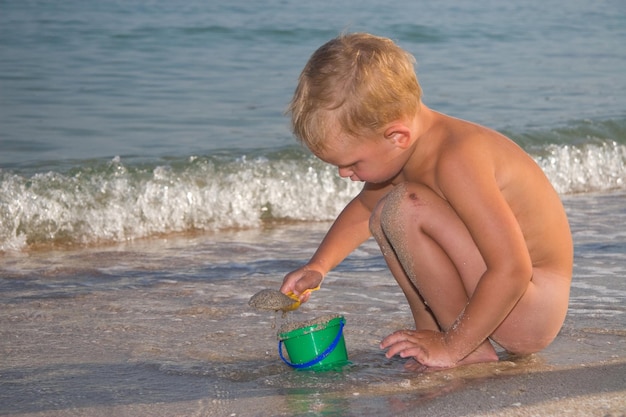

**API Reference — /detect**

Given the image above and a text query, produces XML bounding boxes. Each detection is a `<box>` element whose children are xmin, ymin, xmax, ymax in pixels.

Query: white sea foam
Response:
<box><xmin>0</xmin><ymin>154</ymin><xmax>361</xmax><ymax>250</ymax></box>
<box><xmin>536</xmin><ymin>141</ymin><xmax>626</xmax><ymax>194</ymax></box>
<box><xmin>0</xmin><ymin>140</ymin><xmax>624</xmax><ymax>251</ymax></box>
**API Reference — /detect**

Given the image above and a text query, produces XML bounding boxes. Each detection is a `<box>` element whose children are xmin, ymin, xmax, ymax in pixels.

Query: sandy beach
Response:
<box><xmin>1</xmin><ymin>276</ymin><xmax>624</xmax><ymax>417</ymax></box>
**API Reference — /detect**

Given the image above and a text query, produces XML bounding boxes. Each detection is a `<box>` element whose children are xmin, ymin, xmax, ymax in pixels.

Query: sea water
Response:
<box><xmin>1</xmin><ymin>0</ymin><xmax>625</xmax><ymax>415</ymax></box>
<box><xmin>1</xmin><ymin>0</ymin><xmax>625</xmax><ymax>250</ymax></box>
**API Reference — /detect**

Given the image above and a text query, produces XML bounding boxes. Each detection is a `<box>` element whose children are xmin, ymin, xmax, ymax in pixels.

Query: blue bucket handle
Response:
<box><xmin>278</xmin><ymin>319</ymin><xmax>345</xmax><ymax>369</ymax></box>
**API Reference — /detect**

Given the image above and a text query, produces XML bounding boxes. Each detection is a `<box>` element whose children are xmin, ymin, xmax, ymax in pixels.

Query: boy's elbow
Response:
<box><xmin>493</xmin><ymin>256</ymin><xmax>533</xmax><ymax>291</ymax></box>
<box><xmin>508</xmin><ymin>258</ymin><xmax>534</xmax><ymax>291</ymax></box>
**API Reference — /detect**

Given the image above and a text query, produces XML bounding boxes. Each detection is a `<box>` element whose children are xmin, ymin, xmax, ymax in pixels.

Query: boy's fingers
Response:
<box><xmin>380</xmin><ymin>332</ymin><xmax>399</xmax><ymax>350</ymax></box>
<box><xmin>398</xmin><ymin>347</ymin><xmax>429</xmax><ymax>363</ymax></box>
<box><xmin>383</xmin><ymin>341</ymin><xmax>428</xmax><ymax>363</ymax></box>
<box><xmin>280</xmin><ymin>270</ymin><xmax>309</xmax><ymax>294</ymax></box>
<box><xmin>385</xmin><ymin>346</ymin><xmax>430</xmax><ymax>368</ymax></box>
<box><xmin>381</xmin><ymin>332</ymin><xmax>416</xmax><ymax>352</ymax></box>
<box><xmin>383</xmin><ymin>341</ymin><xmax>411</xmax><ymax>359</ymax></box>
<box><xmin>294</xmin><ymin>281</ymin><xmax>311</xmax><ymax>294</ymax></box>
<box><xmin>380</xmin><ymin>330</ymin><xmax>417</xmax><ymax>348</ymax></box>
<box><xmin>291</xmin><ymin>273</ymin><xmax>321</xmax><ymax>294</ymax></box>
<box><xmin>380</xmin><ymin>331</ymin><xmax>432</xmax><ymax>362</ymax></box>
<box><xmin>288</xmin><ymin>289</ymin><xmax>310</xmax><ymax>302</ymax></box>
<box><xmin>381</xmin><ymin>330</ymin><xmax>452</xmax><ymax>368</ymax></box>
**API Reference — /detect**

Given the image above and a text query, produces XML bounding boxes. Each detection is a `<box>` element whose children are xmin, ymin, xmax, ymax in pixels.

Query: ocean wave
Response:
<box><xmin>536</xmin><ymin>141</ymin><xmax>625</xmax><ymax>194</ymax></box>
<box><xmin>0</xmin><ymin>152</ymin><xmax>360</xmax><ymax>251</ymax></box>
<box><xmin>513</xmin><ymin>118</ymin><xmax>626</xmax><ymax>193</ymax></box>
<box><xmin>1</xmin><ymin>137</ymin><xmax>625</xmax><ymax>251</ymax></box>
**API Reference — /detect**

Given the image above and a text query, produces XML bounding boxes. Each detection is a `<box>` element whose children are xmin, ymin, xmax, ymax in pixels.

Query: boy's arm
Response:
<box><xmin>281</xmin><ymin>182</ymin><xmax>389</xmax><ymax>299</ymax></box>
<box><xmin>433</xmin><ymin>140</ymin><xmax>533</xmax><ymax>363</ymax></box>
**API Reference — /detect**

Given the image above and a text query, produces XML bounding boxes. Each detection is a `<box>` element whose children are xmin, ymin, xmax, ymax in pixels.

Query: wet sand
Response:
<box><xmin>1</xmin><ymin>286</ymin><xmax>623</xmax><ymax>417</ymax></box>
<box><xmin>1</xmin><ymin>192</ymin><xmax>625</xmax><ymax>416</ymax></box>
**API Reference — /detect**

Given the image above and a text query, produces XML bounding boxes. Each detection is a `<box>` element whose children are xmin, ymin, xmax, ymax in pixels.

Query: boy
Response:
<box><xmin>280</xmin><ymin>33</ymin><xmax>573</xmax><ymax>369</ymax></box>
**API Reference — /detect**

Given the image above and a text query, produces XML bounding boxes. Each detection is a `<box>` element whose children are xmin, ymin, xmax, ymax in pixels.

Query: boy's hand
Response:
<box><xmin>380</xmin><ymin>329</ymin><xmax>456</xmax><ymax>369</ymax></box>
<box><xmin>280</xmin><ymin>266</ymin><xmax>324</xmax><ymax>303</ymax></box>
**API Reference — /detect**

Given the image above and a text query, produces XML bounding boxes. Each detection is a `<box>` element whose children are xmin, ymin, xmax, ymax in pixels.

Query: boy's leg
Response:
<box><xmin>371</xmin><ymin>182</ymin><xmax>498</xmax><ymax>364</ymax></box>
<box><xmin>372</xmin><ymin>182</ymin><xmax>488</xmax><ymax>330</ymax></box>
<box><xmin>369</xmin><ymin>205</ymin><xmax>439</xmax><ymax>332</ymax></box>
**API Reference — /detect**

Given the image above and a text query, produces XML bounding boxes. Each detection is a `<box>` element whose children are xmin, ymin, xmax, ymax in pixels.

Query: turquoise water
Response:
<box><xmin>2</xmin><ymin>0</ymin><xmax>624</xmax><ymax>163</ymax></box>
<box><xmin>1</xmin><ymin>0</ymin><xmax>625</xmax><ymax>249</ymax></box>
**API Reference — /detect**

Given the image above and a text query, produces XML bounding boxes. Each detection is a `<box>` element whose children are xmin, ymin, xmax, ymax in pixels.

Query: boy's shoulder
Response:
<box><xmin>433</xmin><ymin>114</ymin><xmax>508</xmax><ymax>154</ymax></box>
<box><xmin>429</xmin><ymin>115</ymin><xmax>487</xmax><ymax>155</ymax></box>
<box><xmin>425</xmin><ymin>116</ymin><xmax>508</xmax><ymax>178</ymax></box>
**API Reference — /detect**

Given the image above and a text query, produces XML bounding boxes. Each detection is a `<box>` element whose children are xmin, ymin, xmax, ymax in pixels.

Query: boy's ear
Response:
<box><xmin>383</xmin><ymin>121</ymin><xmax>412</xmax><ymax>149</ymax></box>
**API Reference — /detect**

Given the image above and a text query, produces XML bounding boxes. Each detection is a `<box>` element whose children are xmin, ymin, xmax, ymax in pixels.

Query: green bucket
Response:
<box><xmin>278</xmin><ymin>316</ymin><xmax>348</xmax><ymax>370</ymax></box>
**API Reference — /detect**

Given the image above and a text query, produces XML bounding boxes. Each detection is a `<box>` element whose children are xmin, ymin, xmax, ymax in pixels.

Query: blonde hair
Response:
<box><xmin>288</xmin><ymin>33</ymin><xmax>422</xmax><ymax>153</ymax></box>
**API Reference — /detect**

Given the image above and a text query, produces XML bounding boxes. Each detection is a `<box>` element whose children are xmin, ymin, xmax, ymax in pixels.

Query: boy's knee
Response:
<box><xmin>379</xmin><ymin>183</ymin><xmax>431</xmax><ymax>231</ymax></box>
<box><xmin>369</xmin><ymin>183</ymin><xmax>410</xmax><ymax>235</ymax></box>
<box><xmin>370</xmin><ymin>183</ymin><xmax>438</xmax><ymax>238</ymax></box>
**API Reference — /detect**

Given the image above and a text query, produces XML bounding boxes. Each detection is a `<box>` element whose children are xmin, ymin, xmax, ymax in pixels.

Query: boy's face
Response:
<box><xmin>314</xmin><ymin>129</ymin><xmax>408</xmax><ymax>184</ymax></box>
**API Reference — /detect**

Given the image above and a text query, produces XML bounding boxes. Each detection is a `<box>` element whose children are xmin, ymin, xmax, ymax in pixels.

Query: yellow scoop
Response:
<box><xmin>282</xmin><ymin>286</ymin><xmax>320</xmax><ymax>311</ymax></box>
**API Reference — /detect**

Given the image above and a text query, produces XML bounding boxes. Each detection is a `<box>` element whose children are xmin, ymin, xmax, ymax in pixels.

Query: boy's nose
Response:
<box><xmin>338</xmin><ymin>167</ymin><xmax>353</xmax><ymax>178</ymax></box>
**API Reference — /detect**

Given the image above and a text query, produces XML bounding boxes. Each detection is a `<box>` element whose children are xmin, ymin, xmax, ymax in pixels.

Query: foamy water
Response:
<box><xmin>2</xmin><ymin>133</ymin><xmax>625</xmax><ymax>252</ymax></box>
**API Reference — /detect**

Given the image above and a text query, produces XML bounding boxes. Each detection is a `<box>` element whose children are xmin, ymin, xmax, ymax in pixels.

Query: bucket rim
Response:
<box><xmin>278</xmin><ymin>315</ymin><xmax>345</xmax><ymax>340</ymax></box>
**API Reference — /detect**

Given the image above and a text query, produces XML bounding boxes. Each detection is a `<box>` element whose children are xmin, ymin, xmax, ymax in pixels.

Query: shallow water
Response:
<box><xmin>1</xmin><ymin>191</ymin><xmax>624</xmax><ymax>416</ymax></box>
